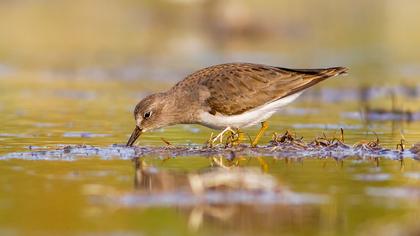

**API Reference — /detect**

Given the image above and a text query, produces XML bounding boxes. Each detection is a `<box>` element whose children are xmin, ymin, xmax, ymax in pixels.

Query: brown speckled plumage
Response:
<box><xmin>126</xmin><ymin>62</ymin><xmax>348</xmax><ymax>146</ymax></box>
<box><xmin>172</xmin><ymin>63</ymin><xmax>347</xmax><ymax>115</ymax></box>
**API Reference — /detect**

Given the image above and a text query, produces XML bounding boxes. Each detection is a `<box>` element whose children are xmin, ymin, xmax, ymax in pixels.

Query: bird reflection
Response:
<box><xmin>131</xmin><ymin>156</ymin><xmax>327</xmax><ymax>232</ymax></box>
<box><xmin>133</xmin><ymin>157</ymin><xmax>185</xmax><ymax>192</ymax></box>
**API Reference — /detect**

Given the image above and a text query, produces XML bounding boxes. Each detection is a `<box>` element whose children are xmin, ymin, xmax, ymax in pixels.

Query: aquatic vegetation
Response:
<box><xmin>1</xmin><ymin>129</ymin><xmax>419</xmax><ymax>161</ymax></box>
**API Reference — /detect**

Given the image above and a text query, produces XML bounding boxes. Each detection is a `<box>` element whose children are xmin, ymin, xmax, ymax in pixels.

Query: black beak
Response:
<box><xmin>126</xmin><ymin>126</ymin><xmax>143</xmax><ymax>146</ymax></box>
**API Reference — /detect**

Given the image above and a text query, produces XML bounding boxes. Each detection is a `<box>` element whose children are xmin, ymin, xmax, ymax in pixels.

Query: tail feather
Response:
<box><xmin>277</xmin><ymin>66</ymin><xmax>348</xmax><ymax>77</ymax></box>
<box><xmin>320</xmin><ymin>67</ymin><xmax>348</xmax><ymax>77</ymax></box>
<box><xmin>279</xmin><ymin>66</ymin><xmax>348</xmax><ymax>97</ymax></box>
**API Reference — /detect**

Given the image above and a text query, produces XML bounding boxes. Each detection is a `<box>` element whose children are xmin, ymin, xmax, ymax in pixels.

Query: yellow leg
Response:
<box><xmin>251</xmin><ymin>121</ymin><xmax>269</xmax><ymax>147</ymax></box>
<box><xmin>226</xmin><ymin>128</ymin><xmax>244</xmax><ymax>147</ymax></box>
<box><xmin>212</xmin><ymin>126</ymin><xmax>235</xmax><ymax>145</ymax></box>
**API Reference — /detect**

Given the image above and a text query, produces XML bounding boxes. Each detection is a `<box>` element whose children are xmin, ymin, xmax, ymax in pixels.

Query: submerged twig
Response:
<box><xmin>396</xmin><ymin>133</ymin><xmax>406</xmax><ymax>152</ymax></box>
<box><xmin>161</xmin><ymin>137</ymin><xmax>172</xmax><ymax>146</ymax></box>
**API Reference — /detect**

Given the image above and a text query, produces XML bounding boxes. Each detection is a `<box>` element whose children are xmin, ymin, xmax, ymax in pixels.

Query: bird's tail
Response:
<box><xmin>278</xmin><ymin>66</ymin><xmax>349</xmax><ymax>77</ymax></box>
<box><xmin>278</xmin><ymin>66</ymin><xmax>349</xmax><ymax>97</ymax></box>
<box><xmin>318</xmin><ymin>66</ymin><xmax>349</xmax><ymax>77</ymax></box>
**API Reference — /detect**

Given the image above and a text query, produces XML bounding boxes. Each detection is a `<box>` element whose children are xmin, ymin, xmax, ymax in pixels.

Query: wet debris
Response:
<box><xmin>270</xmin><ymin>130</ymin><xmax>307</xmax><ymax>150</ymax></box>
<box><xmin>1</xmin><ymin>130</ymin><xmax>419</xmax><ymax>160</ymax></box>
<box><xmin>268</xmin><ymin>129</ymin><xmax>406</xmax><ymax>159</ymax></box>
<box><xmin>0</xmin><ymin>144</ymin><xmax>139</xmax><ymax>160</ymax></box>
<box><xmin>353</xmin><ymin>136</ymin><xmax>383</xmax><ymax>153</ymax></box>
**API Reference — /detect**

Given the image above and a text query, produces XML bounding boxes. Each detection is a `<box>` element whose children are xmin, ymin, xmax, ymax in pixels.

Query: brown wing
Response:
<box><xmin>191</xmin><ymin>63</ymin><xmax>347</xmax><ymax>115</ymax></box>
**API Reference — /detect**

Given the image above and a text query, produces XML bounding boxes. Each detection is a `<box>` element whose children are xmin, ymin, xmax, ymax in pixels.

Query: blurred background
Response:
<box><xmin>1</xmin><ymin>1</ymin><xmax>420</xmax><ymax>235</ymax></box>
<box><xmin>1</xmin><ymin>0</ymin><xmax>420</xmax><ymax>149</ymax></box>
<box><xmin>1</xmin><ymin>0</ymin><xmax>420</xmax><ymax>79</ymax></box>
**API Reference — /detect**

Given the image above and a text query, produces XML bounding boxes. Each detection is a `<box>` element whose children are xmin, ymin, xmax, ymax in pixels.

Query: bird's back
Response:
<box><xmin>173</xmin><ymin>63</ymin><xmax>347</xmax><ymax>115</ymax></box>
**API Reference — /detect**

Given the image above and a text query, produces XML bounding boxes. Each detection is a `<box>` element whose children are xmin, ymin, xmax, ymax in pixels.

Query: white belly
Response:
<box><xmin>199</xmin><ymin>92</ymin><xmax>302</xmax><ymax>129</ymax></box>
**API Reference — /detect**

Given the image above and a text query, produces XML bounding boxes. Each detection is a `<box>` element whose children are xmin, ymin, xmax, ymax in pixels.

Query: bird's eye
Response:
<box><xmin>143</xmin><ymin>111</ymin><xmax>152</xmax><ymax>119</ymax></box>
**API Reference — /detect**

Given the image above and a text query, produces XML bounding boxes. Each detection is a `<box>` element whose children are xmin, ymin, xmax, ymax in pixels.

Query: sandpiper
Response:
<box><xmin>127</xmin><ymin>63</ymin><xmax>348</xmax><ymax>146</ymax></box>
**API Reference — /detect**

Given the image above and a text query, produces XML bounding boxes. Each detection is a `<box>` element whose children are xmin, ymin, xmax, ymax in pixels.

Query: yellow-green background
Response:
<box><xmin>0</xmin><ymin>1</ymin><xmax>419</xmax><ymax>235</ymax></box>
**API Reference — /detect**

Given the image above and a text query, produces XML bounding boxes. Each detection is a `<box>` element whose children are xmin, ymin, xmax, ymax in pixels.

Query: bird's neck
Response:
<box><xmin>160</xmin><ymin>90</ymin><xmax>199</xmax><ymax>125</ymax></box>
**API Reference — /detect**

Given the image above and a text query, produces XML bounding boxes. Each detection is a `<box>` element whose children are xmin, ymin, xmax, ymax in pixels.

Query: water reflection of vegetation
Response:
<box><xmin>132</xmin><ymin>157</ymin><xmax>327</xmax><ymax>233</ymax></box>
<box><xmin>127</xmin><ymin>154</ymin><xmax>419</xmax><ymax>235</ymax></box>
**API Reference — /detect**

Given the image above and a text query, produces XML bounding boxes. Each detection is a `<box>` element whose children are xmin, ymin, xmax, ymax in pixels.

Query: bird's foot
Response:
<box><xmin>225</xmin><ymin>129</ymin><xmax>245</xmax><ymax>147</ymax></box>
<box><xmin>212</xmin><ymin>126</ymin><xmax>234</xmax><ymax>146</ymax></box>
<box><xmin>251</xmin><ymin>121</ymin><xmax>269</xmax><ymax>147</ymax></box>
<box><xmin>207</xmin><ymin>127</ymin><xmax>240</xmax><ymax>148</ymax></box>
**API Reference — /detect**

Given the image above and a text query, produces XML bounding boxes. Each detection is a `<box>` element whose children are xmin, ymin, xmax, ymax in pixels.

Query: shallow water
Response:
<box><xmin>1</xmin><ymin>72</ymin><xmax>419</xmax><ymax>236</ymax></box>
<box><xmin>1</xmin><ymin>1</ymin><xmax>420</xmax><ymax>235</ymax></box>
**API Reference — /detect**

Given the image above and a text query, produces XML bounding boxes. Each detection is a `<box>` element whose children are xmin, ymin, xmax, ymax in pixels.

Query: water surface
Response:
<box><xmin>1</xmin><ymin>1</ymin><xmax>420</xmax><ymax>235</ymax></box>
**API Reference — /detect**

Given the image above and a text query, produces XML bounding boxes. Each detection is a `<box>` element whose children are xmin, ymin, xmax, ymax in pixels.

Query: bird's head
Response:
<box><xmin>126</xmin><ymin>93</ymin><xmax>167</xmax><ymax>146</ymax></box>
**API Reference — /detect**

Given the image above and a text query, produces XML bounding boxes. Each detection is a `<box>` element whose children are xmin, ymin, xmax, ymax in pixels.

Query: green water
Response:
<box><xmin>1</xmin><ymin>1</ymin><xmax>420</xmax><ymax>235</ymax></box>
